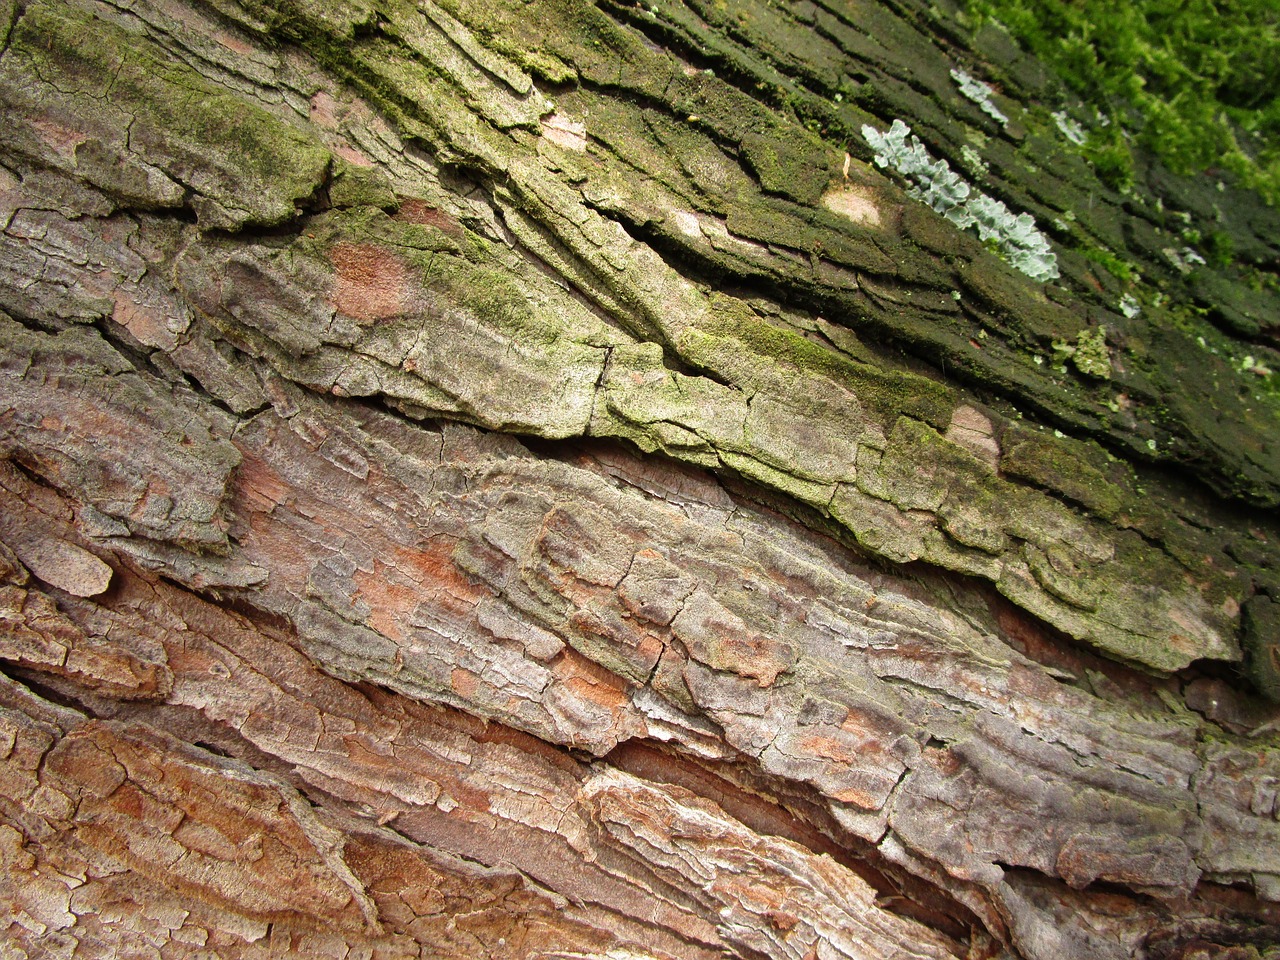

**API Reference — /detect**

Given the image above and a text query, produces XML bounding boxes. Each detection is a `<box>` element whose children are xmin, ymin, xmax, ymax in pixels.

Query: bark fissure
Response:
<box><xmin>1</xmin><ymin>0</ymin><xmax>1279</xmax><ymax>956</ymax></box>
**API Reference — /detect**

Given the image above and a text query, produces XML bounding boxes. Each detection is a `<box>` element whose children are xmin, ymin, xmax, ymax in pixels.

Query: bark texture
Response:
<box><xmin>1</xmin><ymin>0</ymin><xmax>1279</xmax><ymax>957</ymax></box>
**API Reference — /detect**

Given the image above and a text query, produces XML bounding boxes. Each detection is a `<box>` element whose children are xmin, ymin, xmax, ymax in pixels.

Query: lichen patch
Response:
<box><xmin>822</xmin><ymin>186</ymin><xmax>882</xmax><ymax>227</ymax></box>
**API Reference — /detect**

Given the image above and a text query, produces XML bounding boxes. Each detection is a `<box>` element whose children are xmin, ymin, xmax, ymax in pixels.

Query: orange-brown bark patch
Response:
<box><xmin>44</xmin><ymin>721</ymin><xmax>375</xmax><ymax>930</ymax></box>
<box><xmin>329</xmin><ymin>243</ymin><xmax>409</xmax><ymax>324</ymax></box>
<box><xmin>231</xmin><ymin>450</ymin><xmax>292</xmax><ymax>512</ymax></box>
<box><xmin>355</xmin><ymin>564</ymin><xmax>420</xmax><ymax>644</ymax></box>
<box><xmin>335</xmin><ymin>146</ymin><xmax>375</xmax><ymax>168</ymax></box>
<box><xmin>392</xmin><ymin>542</ymin><xmax>486</xmax><ymax>610</ymax></box>
<box><xmin>450</xmin><ymin>667</ymin><xmax>480</xmax><ymax>700</ymax></box>
<box><xmin>553</xmin><ymin>648</ymin><xmax>630</xmax><ymax>710</ymax></box>
<box><xmin>112</xmin><ymin>291</ymin><xmax>177</xmax><ymax>351</ymax></box>
<box><xmin>394</xmin><ymin>199</ymin><xmax>463</xmax><ymax>236</ymax></box>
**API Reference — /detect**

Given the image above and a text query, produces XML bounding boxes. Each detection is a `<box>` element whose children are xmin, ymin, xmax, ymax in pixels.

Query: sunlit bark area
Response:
<box><xmin>1</xmin><ymin>0</ymin><xmax>1278</xmax><ymax>957</ymax></box>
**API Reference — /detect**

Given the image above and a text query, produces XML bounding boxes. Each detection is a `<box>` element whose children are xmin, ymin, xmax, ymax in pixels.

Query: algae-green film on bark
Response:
<box><xmin>0</xmin><ymin>0</ymin><xmax>1278</xmax><ymax>958</ymax></box>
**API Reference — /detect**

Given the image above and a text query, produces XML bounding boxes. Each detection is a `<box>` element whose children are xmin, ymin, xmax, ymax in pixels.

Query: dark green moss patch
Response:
<box><xmin>329</xmin><ymin>161</ymin><xmax>399</xmax><ymax>211</ymax></box>
<box><xmin>5</xmin><ymin>2</ymin><xmax>331</xmax><ymax>229</ymax></box>
<box><xmin>693</xmin><ymin>296</ymin><xmax>955</xmax><ymax>431</ymax></box>
<box><xmin>738</xmin><ymin>130</ymin><xmax>830</xmax><ymax>205</ymax></box>
<box><xmin>1241</xmin><ymin>595</ymin><xmax>1280</xmax><ymax>702</ymax></box>
<box><xmin>966</xmin><ymin>0</ymin><xmax>1280</xmax><ymax>205</ymax></box>
<box><xmin>1000</xmin><ymin>431</ymin><xmax>1125</xmax><ymax>519</ymax></box>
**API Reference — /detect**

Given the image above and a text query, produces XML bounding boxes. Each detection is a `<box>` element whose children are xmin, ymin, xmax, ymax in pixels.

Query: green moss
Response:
<box><xmin>0</xmin><ymin>0</ymin><xmax>16</xmax><ymax>50</ymax></box>
<box><xmin>1050</xmin><ymin>327</ymin><xmax>1111</xmax><ymax>379</ymax></box>
<box><xmin>1000</xmin><ymin>432</ymin><xmax>1125</xmax><ymax>519</ymax></box>
<box><xmin>1241</xmin><ymin>595</ymin><xmax>1280</xmax><ymax>702</ymax></box>
<box><xmin>11</xmin><ymin>2</ymin><xmax>331</xmax><ymax>228</ymax></box>
<box><xmin>738</xmin><ymin>130</ymin><xmax>831</xmax><ymax>205</ymax></box>
<box><xmin>1203</xmin><ymin>229</ymin><xmax>1236</xmax><ymax>269</ymax></box>
<box><xmin>938</xmin><ymin>479</ymin><xmax>1010</xmax><ymax>555</ymax></box>
<box><xmin>967</xmin><ymin>0</ymin><xmax>1280</xmax><ymax>204</ymax></box>
<box><xmin>1080</xmin><ymin>245</ymin><xmax>1140</xmax><ymax>284</ymax></box>
<box><xmin>298</xmin><ymin>207</ymin><xmax>462</xmax><ymax>258</ymax></box>
<box><xmin>719</xmin><ymin>451</ymin><xmax>838</xmax><ymax>508</ymax></box>
<box><xmin>328</xmin><ymin>161</ymin><xmax>399</xmax><ymax>211</ymax></box>
<box><xmin>206</xmin><ymin>0</ymin><xmax>375</xmax><ymax>41</ymax></box>
<box><xmin>861</xmin><ymin>416</ymin><xmax>980</xmax><ymax>512</ymax></box>
<box><xmin>1080</xmin><ymin>127</ymin><xmax>1135</xmax><ymax>194</ymax></box>
<box><xmin>691</xmin><ymin>296</ymin><xmax>955</xmax><ymax>430</ymax></box>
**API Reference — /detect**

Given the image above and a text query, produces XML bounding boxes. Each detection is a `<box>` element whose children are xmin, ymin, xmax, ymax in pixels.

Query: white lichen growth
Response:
<box><xmin>862</xmin><ymin>120</ymin><xmax>1059</xmax><ymax>282</ymax></box>
<box><xmin>1162</xmin><ymin>246</ymin><xmax>1207</xmax><ymax>274</ymax></box>
<box><xmin>951</xmin><ymin>69</ymin><xmax>1008</xmax><ymax>126</ymax></box>
<box><xmin>1051</xmin><ymin>110</ymin><xmax>1087</xmax><ymax>146</ymax></box>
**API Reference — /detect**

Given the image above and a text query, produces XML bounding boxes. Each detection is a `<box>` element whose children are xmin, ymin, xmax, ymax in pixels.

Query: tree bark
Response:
<box><xmin>0</xmin><ymin>0</ymin><xmax>1278</xmax><ymax>957</ymax></box>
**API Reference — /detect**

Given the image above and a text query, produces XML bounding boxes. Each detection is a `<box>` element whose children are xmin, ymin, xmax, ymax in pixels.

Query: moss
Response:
<box><xmin>328</xmin><ymin>161</ymin><xmax>399</xmax><ymax>211</ymax></box>
<box><xmin>719</xmin><ymin>451</ymin><xmax>838</xmax><ymax>509</ymax></box>
<box><xmin>1133</xmin><ymin>319</ymin><xmax>1280</xmax><ymax>507</ymax></box>
<box><xmin>938</xmin><ymin>477</ymin><xmax>1011</xmax><ymax>554</ymax></box>
<box><xmin>1023</xmin><ymin>542</ymin><xmax>1101</xmax><ymax>612</ymax></box>
<box><xmin>11</xmin><ymin>2</ymin><xmax>331</xmax><ymax>229</ymax></box>
<box><xmin>829</xmin><ymin>484</ymin><xmax>928</xmax><ymax>564</ymax></box>
<box><xmin>213</xmin><ymin>0</ymin><xmax>375</xmax><ymax>41</ymax></box>
<box><xmin>434</xmin><ymin>0</ymin><xmax>657</xmax><ymax>92</ymax></box>
<box><xmin>1080</xmin><ymin>245</ymin><xmax>1140</xmax><ymax>284</ymax></box>
<box><xmin>0</xmin><ymin>0</ymin><xmax>16</xmax><ymax>50</ymax></box>
<box><xmin>966</xmin><ymin>0</ymin><xmax>1280</xmax><ymax>205</ymax></box>
<box><xmin>301</xmin><ymin>207</ymin><xmax>461</xmax><ymax>257</ymax></box>
<box><xmin>1000</xmin><ymin>433</ymin><xmax>1125</xmax><ymax>519</ymax></box>
<box><xmin>1190</xmin><ymin>271</ymin><xmax>1280</xmax><ymax>340</ymax></box>
<box><xmin>722</xmin><ymin>200</ymin><xmax>898</xmax><ymax>274</ymax></box>
<box><xmin>690</xmin><ymin>296</ymin><xmax>955</xmax><ymax>430</ymax></box>
<box><xmin>738</xmin><ymin>130</ymin><xmax>831</xmax><ymax>205</ymax></box>
<box><xmin>1241</xmin><ymin>595</ymin><xmax>1280</xmax><ymax>702</ymax></box>
<box><xmin>1080</xmin><ymin>128</ymin><xmax>1135</xmax><ymax>194</ymax></box>
<box><xmin>860</xmin><ymin>416</ymin><xmax>979</xmax><ymax>512</ymax></box>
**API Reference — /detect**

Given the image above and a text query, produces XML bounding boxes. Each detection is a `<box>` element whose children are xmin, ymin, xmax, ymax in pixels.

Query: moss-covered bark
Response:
<box><xmin>0</xmin><ymin>0</ymin><xmax>1278</xmax><ymax>958</ymax></box>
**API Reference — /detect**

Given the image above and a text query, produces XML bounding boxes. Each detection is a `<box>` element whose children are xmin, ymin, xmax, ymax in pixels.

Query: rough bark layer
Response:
<box><xmin>0</xmin><ymin>0</ymin><xmax>1278</xmax><ymax>957</ymax></box>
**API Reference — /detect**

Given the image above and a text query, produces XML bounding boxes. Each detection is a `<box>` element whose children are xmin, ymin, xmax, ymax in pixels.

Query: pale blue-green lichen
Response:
<box><xmin>862</xmin><ymin>120</ymin><xmax>1058</xmax><ymax>283</ymax></box>
<box><xmin>1051</xmin><ymin>110</ymin><xmax>1087</xmax><ymax>146</ymax></box>
<box><xmin>951</xmin><ymin>69</ymin><xmax>1008</xmax><ymax>126</ymax></box>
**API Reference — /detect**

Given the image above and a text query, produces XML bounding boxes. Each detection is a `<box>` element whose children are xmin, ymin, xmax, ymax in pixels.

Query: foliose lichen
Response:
<box><xmin>951</xmin><ymin>69</ymin><xmax>1009</xmax><ymax>126</ymax></box>
<box><xmin>1051</xmin><ymin>110</ymin><xmax>1088</xmax><ymax>146</ymax></box>
<box><xmin>1162</xmin><ymin>246</ymin><xmax>1207</xmax><ymax>274</ymax></box>
<box><xmin>862</xmin><ymin>120</ymin><xmax>1059</xmax><ymax>283</ymax></box>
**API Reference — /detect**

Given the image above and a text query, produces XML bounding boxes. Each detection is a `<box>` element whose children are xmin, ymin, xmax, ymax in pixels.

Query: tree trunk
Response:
<box><xmin>1</xmin><ymin>0</ymin><xmax>1278</xmax><ymax>957</ymax></box>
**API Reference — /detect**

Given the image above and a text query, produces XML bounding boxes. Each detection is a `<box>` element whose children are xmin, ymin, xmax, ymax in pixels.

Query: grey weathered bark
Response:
<box><xmin>0</xmin><ymin>0</ymin><xmax>1278</xmax><ymax>957</ymax></box>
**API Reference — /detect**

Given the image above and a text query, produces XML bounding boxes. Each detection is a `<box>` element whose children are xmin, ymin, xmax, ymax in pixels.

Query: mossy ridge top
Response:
<box><xmin>18</xmin><ymin>0</ymin><xmax>1271</xmax><ymax>680</ymax></box>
